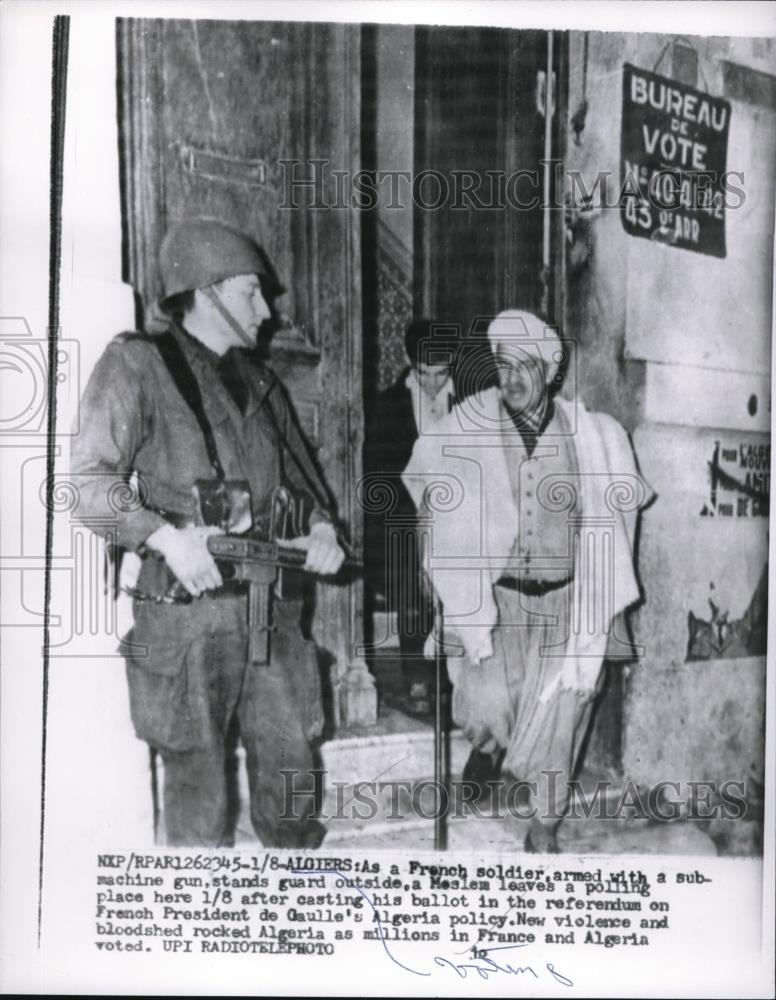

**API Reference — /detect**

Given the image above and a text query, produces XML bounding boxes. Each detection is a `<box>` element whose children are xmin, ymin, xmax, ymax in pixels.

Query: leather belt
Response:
<box><xmin>139</xmin><ymin>504</ymin><xmax>195</xmax><ymax>530</ymax></box>
<box><xmin>496</xmin><ymin>575</ymin><xmax>573</xmax><ymax>597</ymax></box>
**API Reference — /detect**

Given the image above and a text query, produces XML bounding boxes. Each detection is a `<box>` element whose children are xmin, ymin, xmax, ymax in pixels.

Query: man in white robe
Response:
<box><xmin>402</xmin><ymin>310</ymin><xmax>653</xmax><ymax>852</ymax></box>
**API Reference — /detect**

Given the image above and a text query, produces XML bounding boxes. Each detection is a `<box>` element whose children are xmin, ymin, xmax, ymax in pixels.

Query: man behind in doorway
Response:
<box><xmin>403</xmin><ymin>310</ymin><xmax>652</xmax><ymax>852</ymax></box>
<box><xmin>366</xmin><ymin>319</ymin><xmax>457</xmax><ymax>717</ymax></box>
<box><xmin>71</xmin><ymin>218</ymin><xmax>344</xmax><ymax>848</ymax></box>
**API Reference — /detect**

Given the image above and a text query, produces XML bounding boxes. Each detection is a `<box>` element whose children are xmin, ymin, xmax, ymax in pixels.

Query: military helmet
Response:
<box><xmin>158</xmin><ymin>217</ymin><xmax>286</xmax><ymax>309</ymax></box>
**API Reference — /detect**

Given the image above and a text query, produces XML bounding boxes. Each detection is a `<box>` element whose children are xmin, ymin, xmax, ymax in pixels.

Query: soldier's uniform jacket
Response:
<box><xmin>71</xmin><ymin>322</ymin><xmax>331</xmax><ymax>752</ymax></box>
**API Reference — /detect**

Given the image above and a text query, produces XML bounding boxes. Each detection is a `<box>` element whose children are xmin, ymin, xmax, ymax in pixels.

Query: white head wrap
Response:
<box><xmin>486</xmin><ymin>309</ymin><xmax>564</xmax><ymax>381</ymax></box>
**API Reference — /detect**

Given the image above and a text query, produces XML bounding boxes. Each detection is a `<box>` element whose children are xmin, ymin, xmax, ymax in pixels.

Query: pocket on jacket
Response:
<box><xmin>122</xmin><ymin>630</ymin><xmax>208</xmax><ymax>753</ymax></box>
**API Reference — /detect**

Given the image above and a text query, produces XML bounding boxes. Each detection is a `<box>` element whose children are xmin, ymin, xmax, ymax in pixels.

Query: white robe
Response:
<box><xmin>402</xmin><ymin>388</ymin><xmax>653</xmax><ymax>694</ymax></box>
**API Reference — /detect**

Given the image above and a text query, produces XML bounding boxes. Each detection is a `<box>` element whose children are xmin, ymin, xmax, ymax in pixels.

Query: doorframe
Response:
<box><xmin>115</xmin><ymin>17</ymin><xmax>377</xmax><ymax>730</ymax></box>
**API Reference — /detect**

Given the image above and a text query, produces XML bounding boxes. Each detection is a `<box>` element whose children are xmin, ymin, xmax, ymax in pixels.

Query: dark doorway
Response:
<box><xmin>360</xmin><ymin>24</ymin><xmax>564</xmax><ymax>406</ymax></box>
<box><xmin>414</xmin><ymin>26</ymin><xmax>549</xmax><ymax>324</ymax></box>
<box><xmin>414</xmin><ymin>26</ymin><xmax>563</xmax><ymax>398</ymax></box>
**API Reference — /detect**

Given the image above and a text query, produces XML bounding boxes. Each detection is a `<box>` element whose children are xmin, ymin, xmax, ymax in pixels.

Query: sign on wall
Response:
<box><xmin>620</xmin><ymin>63</ymin><xmax>732</xmax><ymax>257</ymax></box>
<box><xmin>700</xmin><ymin>439</ymin><xmax>770</xmax><ymax>518</ymax></box>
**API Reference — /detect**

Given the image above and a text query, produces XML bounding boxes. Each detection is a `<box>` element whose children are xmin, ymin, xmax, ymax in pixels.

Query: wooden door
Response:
<box><xmin>116</xmin><ymin>17</ymin><xmax>376</xmax><ymax>727</ymax></box>
<box><xmin>414</xmin><ymin>26</ymin><xmax>560</xmax><ymax>395</ymax></box>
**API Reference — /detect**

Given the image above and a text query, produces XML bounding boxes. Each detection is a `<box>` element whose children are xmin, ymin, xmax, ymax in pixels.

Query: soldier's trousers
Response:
<box><xmin>125</xmin><ymin>597</ymin><xmax>323</xmax><ymax>847</ymax></box>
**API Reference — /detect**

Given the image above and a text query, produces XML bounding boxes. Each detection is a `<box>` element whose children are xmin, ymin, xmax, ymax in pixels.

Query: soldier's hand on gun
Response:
<box><xmin>282</xmin><ymin>521</ymin><xmax>345</xmax><ymax>576</ymax></box>
<box><xmin>146</xmin><ymin>523</ymin><xmax>224</xmax><ymax>597</ymax></box>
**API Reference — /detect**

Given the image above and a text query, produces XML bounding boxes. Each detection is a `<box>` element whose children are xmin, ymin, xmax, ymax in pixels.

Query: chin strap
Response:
<box><xmin>202</xmin><ymin>285</ymin><xmax>256</xmax><ymax>349</ymax></box>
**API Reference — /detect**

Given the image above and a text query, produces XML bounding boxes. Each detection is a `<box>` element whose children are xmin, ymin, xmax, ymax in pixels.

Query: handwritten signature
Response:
<box><xmin>435</xmin><ymin>946</ymin><xmax>573</xmax><ymax>985</ymax></box>
<box><xmin>290</xmin><ymin>868</ymin><xmax>573</xmax><ymax>986</ymax></box>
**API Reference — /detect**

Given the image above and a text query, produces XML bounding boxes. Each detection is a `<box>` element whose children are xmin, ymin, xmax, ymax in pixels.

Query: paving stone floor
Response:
<box><xmin>156</xmin><ymin>651</ymin><xmax>760</xmax><ymax>858</ymax></box>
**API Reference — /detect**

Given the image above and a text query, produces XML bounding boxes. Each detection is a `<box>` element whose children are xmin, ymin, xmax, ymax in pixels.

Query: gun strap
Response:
<box><xmin>261</xmin><ymin>379</ymin><xmax>330</xmax><ymax>512</ymax></box>
<box><xmin>155</xmin><ymin>328</ymin><xmax>337</xmax><ymax>532</ymax></box>
<box><xmin>154</xmin><ymin>329</ymin><xmax>226</xmax><ymax>481</ymax></box>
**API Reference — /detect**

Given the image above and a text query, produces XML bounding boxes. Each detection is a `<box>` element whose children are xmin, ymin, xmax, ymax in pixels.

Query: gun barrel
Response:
<box><xmin>276</xmin><ymin>546</ymin><xmax>363</xmax><ymax>574</ymax></box>
<box><xmin>207</xmin><ymin>534</ymin><xmax>362</xmax><ymax>575</ymax></box>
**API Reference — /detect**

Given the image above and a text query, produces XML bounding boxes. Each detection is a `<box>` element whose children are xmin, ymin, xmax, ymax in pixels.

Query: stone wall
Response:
<box><xmin>564</xmin><ymin>30</ymin><xmax>774</xmax><ymax>792</ymax></box>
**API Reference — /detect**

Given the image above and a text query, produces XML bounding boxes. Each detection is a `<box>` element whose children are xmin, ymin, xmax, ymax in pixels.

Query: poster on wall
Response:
<box><xmin>620</xmin><ymin>62</ymin><xmax>731</xmax><ymax>257</ymax></box>
<box><xmin>700</xmin><ymin>439</ymin><xmax>771</xmax><ymax>518</ymax></box>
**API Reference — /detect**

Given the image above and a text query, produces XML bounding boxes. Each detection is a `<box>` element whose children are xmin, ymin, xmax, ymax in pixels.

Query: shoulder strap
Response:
<box><xmin>259</xmin><ymin>374</ymin><xmax>331</xmax><ymax>511</ymax></box>
<box><xmin>153</xmin><ymin>330</ymin><xmax>226</xmax><ymax>480</ymax></box>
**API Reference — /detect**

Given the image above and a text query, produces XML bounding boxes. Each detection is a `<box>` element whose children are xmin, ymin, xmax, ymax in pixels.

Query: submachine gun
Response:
<box><xmin>144</xmin><ymin>482</ymin><xmax>361</xmax><ymax>667</ymax></box>
<box><xmin>203</xmin><ymin>484</ymin><xmax>360</xmax><ymax>667</ymax></box>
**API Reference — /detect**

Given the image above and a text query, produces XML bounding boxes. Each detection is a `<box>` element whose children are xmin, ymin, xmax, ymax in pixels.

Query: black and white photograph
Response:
<box><xmin>1</xmin><ymin>1</ymin><xmax>774</xmax><ymax>995</ymax></box>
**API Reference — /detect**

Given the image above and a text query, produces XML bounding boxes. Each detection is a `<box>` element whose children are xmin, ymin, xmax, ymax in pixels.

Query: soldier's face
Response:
<box><xmin>216</xmin><ymin>273</ymin><xmax>272</xmax><ymax>346</ymax></box>
<box><xmin>496</xmin><ymin>347</ymin><xmax>548</xmax><ymax>414</ymax></box>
